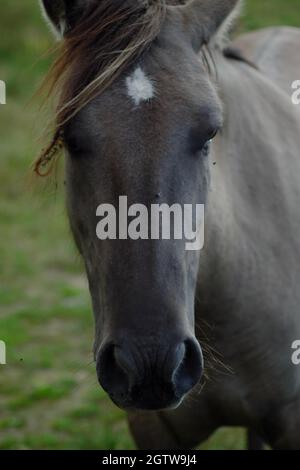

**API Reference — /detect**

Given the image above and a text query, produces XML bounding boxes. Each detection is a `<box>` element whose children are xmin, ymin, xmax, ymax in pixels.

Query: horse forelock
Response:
<box><xmin>35</xmin><ymin>0</ymin><xmax>170</xmax><ymax>175</ymax></box>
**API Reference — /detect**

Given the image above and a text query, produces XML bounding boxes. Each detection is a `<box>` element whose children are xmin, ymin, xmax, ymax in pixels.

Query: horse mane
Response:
<box><xmin>35</xmin><ymin>0</ymin><xmax>170</xmax><ymax>176</ymax></box>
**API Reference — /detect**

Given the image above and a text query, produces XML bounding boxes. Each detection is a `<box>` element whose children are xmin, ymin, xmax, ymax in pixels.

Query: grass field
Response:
<box><xmin>0</xmin><ymin>0</ymin><xmax>300</xmax><ymax>450</ymax></box>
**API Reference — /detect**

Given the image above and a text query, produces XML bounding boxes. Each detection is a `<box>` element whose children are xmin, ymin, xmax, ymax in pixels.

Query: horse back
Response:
<box><xmin>234</xmin><ymin>27</ymin><xmax>300</xmax><ymax>96</ymax></box>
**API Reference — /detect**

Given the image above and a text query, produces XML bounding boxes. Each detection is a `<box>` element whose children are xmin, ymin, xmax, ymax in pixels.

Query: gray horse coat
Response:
<box><xmin>129</xmin><ymin>27</ymin><xmax>300</xmax><ymax>449</ymax></box>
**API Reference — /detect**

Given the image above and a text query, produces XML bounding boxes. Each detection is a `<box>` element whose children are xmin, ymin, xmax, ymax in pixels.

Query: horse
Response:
<box><xmin>38</xmin><ymin>0</ymin><xmax>300</xmax><ymax>449</ymax></box>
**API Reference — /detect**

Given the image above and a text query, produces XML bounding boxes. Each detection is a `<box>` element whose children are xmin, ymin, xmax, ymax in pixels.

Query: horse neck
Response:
<box><xmin>194</xmin><ymin>56</ymin><xmax>262</xmax><ymax>329</ymax></box>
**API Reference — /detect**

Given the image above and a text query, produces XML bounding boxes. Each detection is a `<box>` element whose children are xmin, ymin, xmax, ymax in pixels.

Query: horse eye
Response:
<box><xmin>201</xmin><ymin>128</ymin><xmax>219</xmax><ymax>156</ymax></box>
<box><xmin>189</xmin><ymin>126</ymin><xmax>219</xmax><ymax>156</ymax></box>
<box><xmin>207</xmin><ymin>128</ymin><xmax>218</xmax><ymax>141</ymax></box>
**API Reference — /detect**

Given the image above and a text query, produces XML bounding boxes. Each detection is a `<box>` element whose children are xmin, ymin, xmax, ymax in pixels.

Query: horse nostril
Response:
<box><xmin>172</xmin><ymin>338</ymin><xmax>203</xmax><ymax>397</ymax></box>
<box><xmin>97</xmin><ymin>343</ymin><xmax>136</xmax><ymax>403</ymax></box>
<box><xmin>97</xmin><ymin>337</ymin><xmax>203</xmax><ymax>409</ymax></box>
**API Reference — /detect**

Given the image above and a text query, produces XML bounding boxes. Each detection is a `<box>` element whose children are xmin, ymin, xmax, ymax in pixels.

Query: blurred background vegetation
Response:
<box><xmin>0</xmin><ymin>0</ymin><xmax>299</xmax><ymax>450</ymax></box>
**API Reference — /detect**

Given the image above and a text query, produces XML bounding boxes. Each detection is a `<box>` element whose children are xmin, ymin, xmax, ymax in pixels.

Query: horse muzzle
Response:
<box><xmin>96</xmin><ymin>337</ymin><xmax>203</xmax><ymax>410</ymax></box>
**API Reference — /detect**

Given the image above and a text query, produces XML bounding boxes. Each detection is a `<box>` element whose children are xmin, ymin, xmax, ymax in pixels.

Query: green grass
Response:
<box><xmin>0</xmin><ymin>0</ymin><xmax>299</xmax><ymax>450</ymax></box>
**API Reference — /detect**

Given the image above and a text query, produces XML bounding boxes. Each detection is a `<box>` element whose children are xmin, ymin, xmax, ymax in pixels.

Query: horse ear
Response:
<box><xmin>167</xmin><ymin>0</ymin><xmax>242</xmax><ymax>50</ymax></box>
<box><xmin>40</xmin><ymin>0</ymin><xmax>95</xmax><ymax>39</ymax></box>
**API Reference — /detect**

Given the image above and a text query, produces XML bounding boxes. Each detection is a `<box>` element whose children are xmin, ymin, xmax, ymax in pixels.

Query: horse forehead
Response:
<box><xmin>126</xmin><ymin>66</ymin><xmax>155</xmax><ymax>106</ymax></box>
